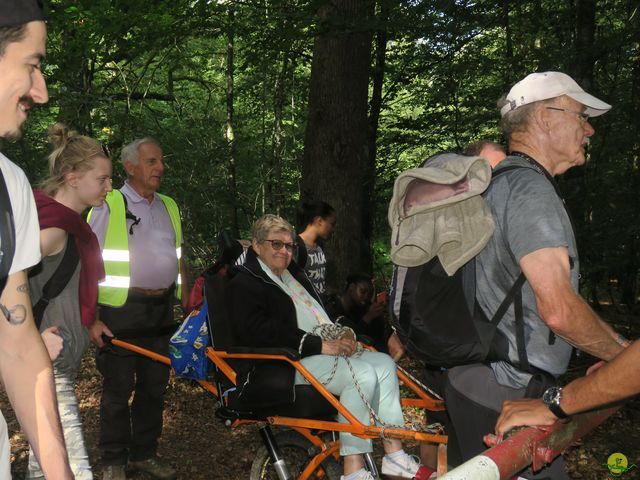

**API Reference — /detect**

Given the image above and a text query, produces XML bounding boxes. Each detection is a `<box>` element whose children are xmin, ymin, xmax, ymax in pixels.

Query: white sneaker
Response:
<box><xmin>381</xmin><ymin>452</ymin><xmax>429</xmax><ymax>479</ymax></box>
<box><xmin>340</xmin><ymin>469</ymin><xmax>375</xmax><ymax>480</ymax></box>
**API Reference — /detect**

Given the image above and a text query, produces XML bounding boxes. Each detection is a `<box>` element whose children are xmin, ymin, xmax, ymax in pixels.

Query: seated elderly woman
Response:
<box><xmin>228</xmin><ymin>214</ymin><xmax>429</xmax><ymax>480</ymax></box>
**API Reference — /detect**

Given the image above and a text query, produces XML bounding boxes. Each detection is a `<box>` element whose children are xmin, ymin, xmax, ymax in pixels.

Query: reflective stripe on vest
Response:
<box><xmin>90</xmin><ymin>190</ymin><xmax>182</xmax><ymax>307</ymax></box>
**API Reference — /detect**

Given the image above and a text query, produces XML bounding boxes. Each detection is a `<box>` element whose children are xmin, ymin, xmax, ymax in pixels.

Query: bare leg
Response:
<box><xmin>420</xmin><ymin>443</ymin><xmax>438</xmax><ymax>470</ymax></box>
<box><xmin>383</xmin><ymin>438</ymin><xmax>403</xmax><ymax>454</ymax></box>
<box><xmin>343</xmin><ymin>454</ymin><xmax>366</xmax><ymax>475</ymax></box>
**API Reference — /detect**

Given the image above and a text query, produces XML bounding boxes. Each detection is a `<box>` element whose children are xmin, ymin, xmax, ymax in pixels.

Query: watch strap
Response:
<box><xmin>548</xmin><ymin>396</ymin><xmax>569</xmax><ymax>419</ymax></box>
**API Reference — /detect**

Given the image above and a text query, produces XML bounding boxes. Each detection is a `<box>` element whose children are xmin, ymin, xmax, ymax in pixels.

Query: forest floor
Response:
<box><xmin>2</xmin><ymin>306</ymin><xmax>639</xmax><ymax>479</ymax></box>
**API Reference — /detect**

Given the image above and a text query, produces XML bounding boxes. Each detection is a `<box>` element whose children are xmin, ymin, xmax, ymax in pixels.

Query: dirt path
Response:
<box><xmin>2</xmin><ymin>347</ymin><xmax>639</xmax><ymax>479</ymax></box>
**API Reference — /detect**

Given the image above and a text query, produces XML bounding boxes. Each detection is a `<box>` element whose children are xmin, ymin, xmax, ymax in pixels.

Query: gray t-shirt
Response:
<box><xmin>29</xmin><ymin>238</ymin><xmax>88</xmax><ymax>378</ymax></box>
<box><xmin>476</xmin><ymin>156</ymin><xmax>578</xmax><ymax>388</ymax></box>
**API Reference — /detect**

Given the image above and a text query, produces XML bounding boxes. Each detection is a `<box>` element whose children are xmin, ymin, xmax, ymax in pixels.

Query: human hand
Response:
<box><xmin>586</xmin><ymin>360</ymin><xmax>606</xmax><ymax>376</ymax></box>
<box><xmin>340</xmin><ymin>329</ymin><xmax>356</xmax><ymax>343</ymax></box>
<box><xmin>41</xmin><ymin>326</ymin><xmax>63</xmax><ymax>361</ymax></box>
<box><xmin>322</xmin><ymin>338</ymin><xmax>357</xmax><ymax>357</ymax></box>
<box><xmin>88</xmin><ymin>319</ymin><xmax>113</xmax><ymax>348</ymax></box>
<box><xmin>495</xmin><ymin>398</ymin><xmax>557</xmax><ymax>436</ymax></box>
<box><xmin>363</xmin><ymin>301</ymin><xmax>386</xmax><ymax>324</ymax></box>
<box><xmin>387</xmin><ymin>332</ymin><xmax>406</xmax><ymax>362</ymax></box>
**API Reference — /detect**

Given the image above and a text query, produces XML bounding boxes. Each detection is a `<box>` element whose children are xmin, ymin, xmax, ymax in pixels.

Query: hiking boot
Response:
<box><xmin>102</xmin><ymin>465</ymin><xmax>126</xmax><ymax>480</ymax></box>
<box><xmin>340</xmin><ymin>469</ymin><xmax>375</xmax><ymax>480</ymax></box>
<box><xmin>381</xmin><ymin>452</ymin><xmax>432</xmax><ymax>479</ymax></box>
<box><xmin>128</xmin><ymin>458</ymin><xmax>177</xmax><ymax>480</ymax></box>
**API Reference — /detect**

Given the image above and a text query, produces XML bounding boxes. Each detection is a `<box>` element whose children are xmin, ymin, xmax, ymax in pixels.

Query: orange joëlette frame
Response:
<box><xmin>111</xmin><ymin>338</ymin><xmax>446</xmax><ymax>443</ymax></box>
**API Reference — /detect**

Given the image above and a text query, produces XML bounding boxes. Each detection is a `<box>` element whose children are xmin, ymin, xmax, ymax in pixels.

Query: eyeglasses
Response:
<box><xmin>262</xmin><ymin>239</ymin><xmax>297</xmax><ymax>252</ymax></box>
<box><xmin>546</xmin><ymin>107</ymin><xmax>590</xmax><ymax>124</ymax></box>
<box><xmin>101</xmin><ymin>142</ymin><xmax>111</xmax><ymax>158</ymax></box>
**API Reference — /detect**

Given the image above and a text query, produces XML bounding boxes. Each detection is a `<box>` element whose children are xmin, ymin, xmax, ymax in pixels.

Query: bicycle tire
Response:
<box><xmin>250</xmin><ymin>429</ymin><xmax>342</xmax><ymax>480</ymax></box>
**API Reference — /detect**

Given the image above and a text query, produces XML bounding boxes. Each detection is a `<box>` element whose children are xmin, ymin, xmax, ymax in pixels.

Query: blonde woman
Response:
<box><xmin>27</xmin><ymin>123</ymin><xmax>112</xmax><ymax>479</ymax></box>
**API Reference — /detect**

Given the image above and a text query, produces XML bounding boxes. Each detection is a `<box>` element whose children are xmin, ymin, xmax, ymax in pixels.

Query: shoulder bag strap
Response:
<box><xmin>0</xmin><ymin>168</ymin><xmax>16</xmax><ymax>294</ymax></box>
<box><xmin>31</xmin><ymin>235</ymin><xmax>80</xmax><ymax>329</ymax></box>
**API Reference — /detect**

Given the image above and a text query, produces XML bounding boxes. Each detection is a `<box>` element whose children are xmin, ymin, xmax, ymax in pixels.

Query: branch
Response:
<box><xmin>107</xmin><ymin>92</ymin><xmax>176</xmax><ymax>101</ymax></box>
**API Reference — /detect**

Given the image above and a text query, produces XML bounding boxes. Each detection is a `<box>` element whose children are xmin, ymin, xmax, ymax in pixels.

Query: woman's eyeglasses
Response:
<box><xmin>262</xmin><ymin>239</ymin><xmax>297</xmax><ymax>252</ymax></box>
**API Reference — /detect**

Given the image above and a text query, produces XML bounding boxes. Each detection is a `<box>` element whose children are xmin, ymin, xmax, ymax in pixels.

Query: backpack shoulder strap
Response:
<box><xmin>31</xmin><ymin>235</ymin><xmax>80</xmax><ymax>329</ymax></box>
<box><xmin>0</xmin><ymin>168</ymin><xmax>16</xmax><ymax>294</ymax></box>
<box><xmin>485</xmin><ymin>163</ymin><xmax>535</xmax><ymax>371</ymax></box>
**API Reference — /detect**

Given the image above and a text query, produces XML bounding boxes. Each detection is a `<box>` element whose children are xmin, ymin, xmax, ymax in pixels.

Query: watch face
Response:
<box><xmin>543</xmin><ymin>386</ymin><xmax>561</xmax><ymax>405</ymax></box>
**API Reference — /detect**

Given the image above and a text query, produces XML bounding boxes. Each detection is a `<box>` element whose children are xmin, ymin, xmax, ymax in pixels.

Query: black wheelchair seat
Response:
<box><xmin>217</xmin><ymin>383</ymin><xmax>338</xmax><ymax>422</ymax></box>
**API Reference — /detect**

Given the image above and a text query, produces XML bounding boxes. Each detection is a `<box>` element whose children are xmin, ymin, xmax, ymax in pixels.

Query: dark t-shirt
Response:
<box><xmin>304</xmin><ymin>244</ymin><xmax>327</xmax><ymax>294</ymax></box>
<box><xmin>476</xmin><ymin>157</ymin><xmax>578</xmax><ymax>388</ymax></box>
<box><xmin>324</xmin><ymin>293</ymin><xmax>388</xmax><ymax>350</ymax></box>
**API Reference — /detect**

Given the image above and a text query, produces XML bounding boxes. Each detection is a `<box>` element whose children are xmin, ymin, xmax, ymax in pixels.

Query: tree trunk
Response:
<box><xmin>301</xmin><ymin>0</ymin><xmax>374</xmax><ymax>291</ymax></box>
<box><xmin>501</xmin><ymin>0</ymin><xmax>513</xmax><ymax>89</ymax></box>
<box><xmin>225</xmin><ymin>6</ymin><xmax>240</xmax><ymax>237</ymax></box>
<box><xmin>574</xmin><ymin>0</ymin><xmax>596</xmax><ymax>90</ymax></box>
<box><xmin>266</xmin><ymin>54</ymin><xmax>290</xmax><ymax>213</ymax></box>
<box><xmin>363</xmin><ymin>0</ymin><xmax>390</xmax><ymax>277</ymax></box>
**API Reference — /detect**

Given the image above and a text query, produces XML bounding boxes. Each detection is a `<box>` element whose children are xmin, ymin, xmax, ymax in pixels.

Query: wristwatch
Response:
<box><xmin>542</xmin><ymin>386</ymin><xmax>570</xmax><ymax>419</ymax></box>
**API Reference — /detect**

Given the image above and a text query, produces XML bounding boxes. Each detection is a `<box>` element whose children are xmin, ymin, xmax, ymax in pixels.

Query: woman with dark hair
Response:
<box><xmin>296</xmin><ymin>200</ymin><xmax>336</xmax><ymax>296</ymax></box>
<box><xmin>229</xmin><ymin>214</ymin><xmax>430</xmax><ymax>480</ymax></box>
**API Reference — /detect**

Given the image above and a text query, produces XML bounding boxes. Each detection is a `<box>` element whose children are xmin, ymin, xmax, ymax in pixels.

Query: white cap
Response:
<box><xmin>500</xmin><ymin>71</ymin><xmax>611</xmax><ymax>118</ymax></box>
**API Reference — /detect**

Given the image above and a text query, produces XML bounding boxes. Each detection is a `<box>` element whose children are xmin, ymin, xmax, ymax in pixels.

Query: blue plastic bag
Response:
<box><xmin>169</xmin><ymin>300</ymin><xmax>210</xmax><ymax>380</ymax></box>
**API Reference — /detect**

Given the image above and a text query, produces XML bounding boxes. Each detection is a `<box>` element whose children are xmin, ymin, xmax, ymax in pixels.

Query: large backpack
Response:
<box><xmin>388</xmin><ymin>156</ymin><xmax>535</xmax><ymax>370</ymax></box>
<box><xmin>0</xmin><ymin>168</ymin><xmax>16</xmax><ymax>295</ymax></box>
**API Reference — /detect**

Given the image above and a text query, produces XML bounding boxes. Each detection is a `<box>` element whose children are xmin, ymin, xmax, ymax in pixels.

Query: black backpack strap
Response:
<box><xmin>513</xmin><ymin>285</ymin><xmax>530</xmax><ymax>371</ymax></box>
<box><xmin>490</xmin><ymin>158</ymin><xmax>571</xmax><ymax>369</ymax></box>
<box><xmin>31</xmin><ymin>235</ymin><xmax>80</xmax><ymax>329</ymax></box>
<box><xmin>0</xmin><ymin>168</ymin><xmax>16</xmax><ymax>294</ymax></box>
<box><xmin>491</xmin><ymin>164</ymin><xmax>530</xmax><ymax>178</ymax></box>
<box><xmin>488</xmin><ymin>272</ymin><xmax>527</xmax><ymax>326</ymax></box>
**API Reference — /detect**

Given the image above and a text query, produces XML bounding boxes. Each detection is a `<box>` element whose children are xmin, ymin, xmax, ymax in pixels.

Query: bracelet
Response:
<box><xmin>299</xmin><ymin>332</ymin><xmax>310</xmax><ymax>356</ymax></box>
<box><xmin>616</xmin><ymin>333</ymin><xmax>629</xmax><ymax>347</ymax></box>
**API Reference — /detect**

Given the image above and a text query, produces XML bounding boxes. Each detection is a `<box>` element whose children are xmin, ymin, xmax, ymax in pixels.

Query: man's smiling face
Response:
<box><xmin>0</xmin><ymin>21</ymin><xmax>48</xmax><ymax>139</ymax></box>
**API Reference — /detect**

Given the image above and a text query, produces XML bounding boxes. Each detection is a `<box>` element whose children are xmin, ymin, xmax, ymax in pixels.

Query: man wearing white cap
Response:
<box><xmin>443</xmin><ymin>72</ymin><xmax>629</xmax><ymax>479</ymax></box>
<box><xmin>0</xmin><ymin>0</ymin><xmax>74</xmax><ymax>477</ymax></box>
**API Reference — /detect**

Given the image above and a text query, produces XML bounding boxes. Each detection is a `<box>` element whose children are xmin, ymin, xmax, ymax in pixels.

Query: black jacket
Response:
<box><xmin>227</xmin><ymin>247</ymin><xmax>323</xmax><ymax>407</ymax></box>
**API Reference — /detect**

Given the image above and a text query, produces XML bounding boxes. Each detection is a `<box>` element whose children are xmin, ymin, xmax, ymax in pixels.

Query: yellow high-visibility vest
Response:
<box><xmin>88</xmin><ymin>190</ymin><xmax>182</xmax><ymax>307</ymax></box>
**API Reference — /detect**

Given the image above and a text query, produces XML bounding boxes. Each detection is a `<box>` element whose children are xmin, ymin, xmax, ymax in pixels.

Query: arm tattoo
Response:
<box><xmin>0</xmin><ymin>303</ymin><xmax>27</xmax><ymax>325</ymax></box>
<box><xmin>0</xmin><ymin>283</ymin><xmax>30</xmax><ymax>325</ymax></box>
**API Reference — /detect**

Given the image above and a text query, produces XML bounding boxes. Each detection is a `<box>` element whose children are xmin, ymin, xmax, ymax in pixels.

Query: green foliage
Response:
<box><xmin>3</xmin><ymin>0</ymin><xmax>639</xmax><ymax>301</ymax></box>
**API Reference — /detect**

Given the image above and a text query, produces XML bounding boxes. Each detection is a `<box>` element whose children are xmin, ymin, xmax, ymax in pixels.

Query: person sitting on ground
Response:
<box><xmin>324</xmin><ymin>272</ymin><xmax>388</xmax><ymax>352</ymax></box>
<box><xmin>27</xmin><ymin>123</ymin><xmax>112</xmax><ymax>479</ymax></box>
<box><xmin>296</xmin><ymin>200</ymin><xmax>336</xmax><ymax>298</ymax></box>
<box><xmin>228</xmin><ymin>214</ymin><xmax>431</xmax><ymax>480</ymax></box>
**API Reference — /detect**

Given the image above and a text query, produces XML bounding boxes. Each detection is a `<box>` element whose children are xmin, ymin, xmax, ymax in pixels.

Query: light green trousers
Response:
<box><xmin>295</xmin><ymin>350</ymin><xmax>404</xmax><ymax>456</ymax></box>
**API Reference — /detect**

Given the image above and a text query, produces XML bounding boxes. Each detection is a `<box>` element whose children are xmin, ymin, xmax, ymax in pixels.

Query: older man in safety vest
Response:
<box><xmin>88</xmin><ymin>138</ymin><xmax>188</xmax><ymax>480</ymax></box>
